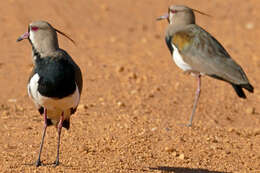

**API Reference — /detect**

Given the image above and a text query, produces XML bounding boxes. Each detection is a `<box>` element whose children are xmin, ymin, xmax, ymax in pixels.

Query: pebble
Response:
<box><xmin>100</xmin><ymin>4</ymin><xmax>109</xmax><ymax>11</ymax></box>
<box><xmin>245</xmin><ymin>22</ymin><xmax>254</xmax><ymax>30</ymax></box>
<box><xmin>78</xmin><ymin>104</ymin><xmax>88</xmax><ymax>110</ymax></box>
<box><xmin>8</xmin><ymin>98</ymin><xmax>17</xmax><ymax>103</ymax></box>
<box><xmin>151</xmin><ymin>127</ymin><xmax>157</xmax><ymax>131</ymax></box>
<box><xmin>172</xmin><ymin>151</ymin><xmax>177</xmax><ymax>157</ymax></box>
<box><xmin>245</xmin><ymin>107</ymin><xmax>256</xmax><ymax>114</ymax></box>
<box><xmin>116</xmin><ymin>66</ymin><xmax>124</xmax><ymax>73</ymax></box>
<box><xmin>164</xmin><ymin>147</ymin><xmax>175</xmax><ymax>153</ymax></box>
<box><xmin>141</xmin><ymin>38</ymin><xmax>147</xmax><ymax>43</ymax></box>
<box><xmin>117</xmin><ymin>101</ymin><xmax>125</xmax><ymax>107</ymax></box>
<box><xmin>228</xmin><ymin>128</ymin><xmax>235</xmax><ymax>132</ymax></box>
<box><xmin>110</xmin><ymin>36</ymin><xmax>116</xmax><ymax>43</ymax></box>
<box><xmin>225</xmin><ymin>150</ymin><xmax>231</xmax><ymax>155</ymax></box>
<box><xmin>128</xmin><ymin>72</ymin><xmax>137</xmax><ymax>79</ymax></box>
<box><xmin>179</xmin><ymin>153</ymin><xmax>185</xmax><ymax>160</ymax></box>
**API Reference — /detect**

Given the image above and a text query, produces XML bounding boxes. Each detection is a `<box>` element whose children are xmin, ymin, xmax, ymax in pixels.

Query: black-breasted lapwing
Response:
<box><xmin>157</xmin><ymin>5</ymin><xmax>254</xmax><ymax>126</ymax></box>
<box><xmin>17</xmin><ymin>21</ymin><xmax>83</xmax><ymax>166</ymax></box>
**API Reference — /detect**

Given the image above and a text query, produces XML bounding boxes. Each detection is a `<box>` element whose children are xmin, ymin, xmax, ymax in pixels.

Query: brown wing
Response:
<box><xmin>173</xmin><ymin>24</ymin><xmax>250</xmax><ymax>85</ymax></box>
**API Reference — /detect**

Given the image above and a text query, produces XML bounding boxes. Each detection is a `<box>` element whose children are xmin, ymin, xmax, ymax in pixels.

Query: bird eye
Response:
<box><xmin>31</xmin><ymin>26</ymin><xmax>39</xmax><ymax>31</ymax></box>
<box><xmin>170</xmin><ymin>9</ymin><xmax>177</xmax><ymax>13</ymax></box>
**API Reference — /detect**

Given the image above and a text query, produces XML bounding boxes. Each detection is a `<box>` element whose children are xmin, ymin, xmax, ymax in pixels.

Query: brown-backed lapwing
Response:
<box><xmin>17</xmin><ymin>21</ymin><xmax>83</xmax><ymax>166</ymax></box>
<box><xmin>157</xmin><ymin>5</ymin><xmax>254</xmax><ymax>126</ymax></box>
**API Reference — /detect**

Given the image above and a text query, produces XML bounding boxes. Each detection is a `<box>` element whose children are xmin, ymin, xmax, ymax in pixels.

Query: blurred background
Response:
<box><xmin>0</xmin><ymin>0</ymin><xmax>259</xmax><ymax>172</ymax></box>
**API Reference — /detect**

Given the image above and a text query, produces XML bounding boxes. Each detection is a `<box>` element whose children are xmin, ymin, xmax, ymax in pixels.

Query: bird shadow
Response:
<box><xmin>22</xmin><ymin>162</ymin><xmax>60</xmax><ymax>167</ymax></box>
<box><xmin>148</xmin><ymin>166</ymin><xmax>230</xmax><ymax>173</ymax></box>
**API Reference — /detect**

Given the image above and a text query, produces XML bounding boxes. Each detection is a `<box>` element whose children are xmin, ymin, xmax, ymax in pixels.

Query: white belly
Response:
<box><xmin>172</xmin><ymin>44</ymin><xmax>192</xmax><ymax>71</ymax></box>
<box><xmin>28</xmin><ymin>73</ymin><xmax>80</xmax><ymax>120</ymax></box>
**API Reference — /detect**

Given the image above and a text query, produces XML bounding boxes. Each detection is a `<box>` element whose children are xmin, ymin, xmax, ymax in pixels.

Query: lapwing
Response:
<box><xmin>157</xmin><ymin>5</ymin><xmax>254</xmax><ymax>126</ymax></box>
<box><xmin>17</xmin><ymin>21</ymin><xmax>83</xmax><ymax>166</ymax></box>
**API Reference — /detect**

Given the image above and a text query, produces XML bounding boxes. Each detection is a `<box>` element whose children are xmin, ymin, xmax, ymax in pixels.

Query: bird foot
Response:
<box><xmin>53</xmin><ymin>160</ymin><xmax>59</xmax><ymax>167</ymax></box>
<box><xmin>36</xmin><ymin>159</ymin><xmax>42</xmax><ymax>167</ymax></box>
<box><xmin>177</xmin><ymin>123</ymin><xmax>192</xmax><ymax>127</ymax></box>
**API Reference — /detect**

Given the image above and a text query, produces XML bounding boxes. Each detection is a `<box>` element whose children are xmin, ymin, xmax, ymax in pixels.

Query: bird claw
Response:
<box><xmin>36</xmin><ymin>159</ymin><xmax>42</xmax><ymax>167</ymax></box>
<box><xmin>53</xmin><ymin>160</ymin><xmax>59</xmax><ymax>167</ymax></box>
<box><xmin>177</xmin><ymin>123</ymin><xmax>192</xmax><ymax>127</ymax></box>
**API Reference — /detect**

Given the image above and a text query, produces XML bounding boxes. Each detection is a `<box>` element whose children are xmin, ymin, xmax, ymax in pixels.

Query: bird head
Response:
<box><xmin>157</xmin><ymin>5</ymin><xmax>209</xmax><ymax>26</ymax></box>
<box><xmin>17</xmin><ymin>21</ymin><xmax>75</xmax><ymax>56</ymax></box>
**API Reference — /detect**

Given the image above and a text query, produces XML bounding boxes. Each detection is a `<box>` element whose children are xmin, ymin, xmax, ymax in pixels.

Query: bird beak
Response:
<box><xmin>156</xmin><ymin>13</ymin><xmax>169</xmax><ymax>21</ymax></box>
<box><xmin>16</xmin><ymin>32</ymin><xmax>29</xmax><ymax>42</ymax></box>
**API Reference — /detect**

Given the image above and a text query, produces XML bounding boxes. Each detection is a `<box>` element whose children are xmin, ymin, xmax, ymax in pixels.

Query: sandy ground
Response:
<box><xmin>0</xmin><ymin>0</ymin><xmax>259</xmax><ymax>172</ymax></box>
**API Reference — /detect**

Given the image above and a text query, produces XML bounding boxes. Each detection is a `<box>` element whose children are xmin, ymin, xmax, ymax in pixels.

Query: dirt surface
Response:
<box><xmin>0</xmin><ymin>0</ymin><xmax>259</xmax><ymax>172</ymax></box>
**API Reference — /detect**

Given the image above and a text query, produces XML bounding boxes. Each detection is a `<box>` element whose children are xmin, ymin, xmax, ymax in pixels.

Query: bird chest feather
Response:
<box><xmin>171</xmin><ymin>32</ymin><xmax>193</xmax><ymax>71</ymax></box>
<box><xmin>172</xmin><ymin>32</ymin><xmax>193</xmax><ymax>51</ymax></box>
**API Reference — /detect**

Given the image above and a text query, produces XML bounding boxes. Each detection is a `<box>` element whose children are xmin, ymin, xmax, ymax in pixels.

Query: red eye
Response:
<box><xmin>170</xmin><ymin>9</ymin><xmax>176</xmax><ymax>13</ymax></box>
<box><xmin>31</xmin><ymin>26</ymin><xmax>38</xmax><ymax>31</ymax></box>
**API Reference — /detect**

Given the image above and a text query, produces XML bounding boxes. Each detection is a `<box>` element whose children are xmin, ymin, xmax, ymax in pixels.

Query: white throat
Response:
<box><xmin>169</xmin><ymin>12</ymin><xmax>174</xmax><ymax>24</ymax></box>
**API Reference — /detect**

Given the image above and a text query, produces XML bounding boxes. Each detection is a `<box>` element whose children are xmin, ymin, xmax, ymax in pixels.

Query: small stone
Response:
<box><xmin>117</xmin><ymin>101</ymin><xmax>125</xmax><ymax>107</ymax></box>
<box><xmin>78</xmin><ymin>104</ymin><xmax>88</xmax><ymax>110</ymax></box>
<box><xmin>228</xmin><ymin>128</ymin><xmax>235</xmax><ymax>132</ymax></box>
<box><xmin>155</xmin><ymin>87</ymin><xmax>161</xmax><ymax>91</ymax></box>
<box><xmin>151</xmin><ymin>127</ymin><xmax>157</xmax><ymax>131</ymax></box>
<box><xmin>142</xmin><ymin>25</ymin><xmax>148</xmax><ymax>31</ymax></box>
<box><xmin>141</xmin><ymin>38</ymin><xmax>147</xmax><ymax>43</ymax></box>
<box><xmin>110</xmin><ymin>36</ymin><xmax>116</xmax><ymax>43</ymax></box>
<box><xmin>128</xmin><ymin>72</ymin><xmax>137</xmax><ymax>79</ymax></box>
<box><xmin>8</xmin><ymin>98</ymin><xmax>17</xmax><ymax>103</ymax></box>
<box><xmin>253</xmin><ymin>129</ymin><xmax>260</xmax><ymax>136</ymax></box>
<box><xmin>15</xmin><ymin>105</ymin><xmax>24</xmax><ymax>112</ymax></box>
<box><xmin>245</xmin><ymin>107</ymin><xmax>256</xmax><ymax>114</ymax></box>
<box><xmin>116</xmin><ymin>66</ymin><xmax>124</xmax><ymax>72</ymax></box>
<box><xmin>174</xmin><ymin>82</ymin><xmax>180</xmax><ymax>90</ymax></box>
<box><xmin>226</xmin><ymin>116</ymin><xmax>232</xmax><ymax>121</ymax></box>
<box><xmin>225</xmin><ymin>150</ymin><xmax>231</xmax><ymax>155</ymax></box>
<box><xmin>212</xmin><ymin>138</ymin><xmax>218</xmax><ymax>143</ymax></box>
<box><xmin>130</xmin><ymin>90</ymin><xmax>137</xmax><ymax>95</ymax></box>
<box><xmin>2</xmin><ymin>110</ymin><xmax>10</xmax><ymax>116</ymax></box>
<box><xmin>165</xmin><ymin>147</ymin><xmax>175</xmax><ymax>153</ymax></box>
<box><xmin>100</xmin><ymin>4</ymin><xmax>109</xmax><ymax>11</ymax></box>
<box><xmin>148</xmin><ymin>93</ymin><xmax>154</xmax><ymax>98</ymax></box>
<box><xmin>179</xmin><ymin>153</ymin><xmax>185</xmax><ymax>160</ymax></box>
<box><xmin>154</xmin><ymin>34</ymin><xmax>161</xmax><ymax>39</ymax></box>
<box><xmin>172</xmin><ymin>151</ymin><xmax>177</xmax><ymax>157</ymax></box>
<box><xmin>245</xmin><ymin>22</ymin><xmax>254</xmax><ymax>30</ymax></box>
<box><xmin>128</xmin><ymin>27</ymin><xmax>135</xmax><ymax>32</ymax></box>
<box><xmin>210</xmin><ymin>145</ymin><xmax>217</xmax><ymax>150</ymax></box>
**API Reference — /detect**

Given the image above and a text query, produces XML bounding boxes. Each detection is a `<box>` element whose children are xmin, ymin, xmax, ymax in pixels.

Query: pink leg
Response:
<box><xmin>54</xmin><ymin>112</ymin><xmax>64</xmax><ymax>166</ymax></box>
<box><xmin>36</xmin><ymin>108</ymin><xmax>48</xmax><ymax>167</ymax></box>
<box><xmin>187</xmin><ymin>74</ymin><xmax>201</xmax><ymax>127</ymax></box>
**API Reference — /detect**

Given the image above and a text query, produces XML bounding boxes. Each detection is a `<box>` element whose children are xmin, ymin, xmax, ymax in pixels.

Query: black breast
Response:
<box><xmin>35</xmin><ymin>57</ymin><xmax>76</xmax><ymax>99</ymax></box>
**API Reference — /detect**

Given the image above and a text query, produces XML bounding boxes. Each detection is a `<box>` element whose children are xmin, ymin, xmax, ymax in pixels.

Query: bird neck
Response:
<box><xmin>166</xmin><ymin>24</ymin><xmax>186</xmax><ymax>37</ymax></box>
<box><xmin>31</xmin><ymin>40</ymin><xmax>59</xmax><ymax>58</ymax></box>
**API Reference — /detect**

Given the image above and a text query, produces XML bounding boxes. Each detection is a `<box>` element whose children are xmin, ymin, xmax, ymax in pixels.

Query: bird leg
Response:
<box><xmin>54</xmin><ymin>112</ymin><xmax>64</xmax><ymax>167</ymax></box>
<box><xmin>187</xmin><ymin>74</ymin><xmax>201</xmax><ymax>127</ymax></box>
<box><xmin>36</xmin><ymin>108</ymin><xmax>48</xmax><ymax>167</ymax></box>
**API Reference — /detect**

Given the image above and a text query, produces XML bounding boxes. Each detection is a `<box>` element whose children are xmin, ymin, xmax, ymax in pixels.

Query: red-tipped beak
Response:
<box><xmin>16</xmin><ymin>32</ymin><xmax>29</xmax><ymax>42</ymax></box>
<box><xmin>156</xmin><ymin>13</ymin><xmax>169</xmax><ymax>21</ymax></box>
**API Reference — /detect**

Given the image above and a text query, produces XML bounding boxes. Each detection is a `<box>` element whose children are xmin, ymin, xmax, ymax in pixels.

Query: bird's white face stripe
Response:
<box><xmin>29</xmin><ymin>30</ymin><xmax>36</xmax><ymax>46</ymax></box>
<box><xmin>172</xmin><ymin>44</ymin><xmax>192</xmax><ymax>71</ymax></box>
<box><xmin>169</xmin><ymin>12</ymin><xmax>174</xmax><ymax>24</ymax></box>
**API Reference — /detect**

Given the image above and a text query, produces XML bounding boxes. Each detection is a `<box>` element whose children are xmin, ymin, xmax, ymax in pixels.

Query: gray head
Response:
<box><xmin>157</xmin><ymin>5</ymin><xmax>196</xmax><ymax>26</ymax></box>
<box><xmin>17</xmin><ymin>21</ymin><xmax>75</xmax><ymax>56</ymax></box>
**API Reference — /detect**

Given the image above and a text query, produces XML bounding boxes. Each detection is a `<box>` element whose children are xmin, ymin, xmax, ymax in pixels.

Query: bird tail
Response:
<box><xmin>62</xmin><ymin>119</ymin><xmax>70</xmax><ymax>130</ymax></box>
<box><xmin>231</xmin><ymin>83</ymin><xmax>254</xmax><ymax>99</ymax></box>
